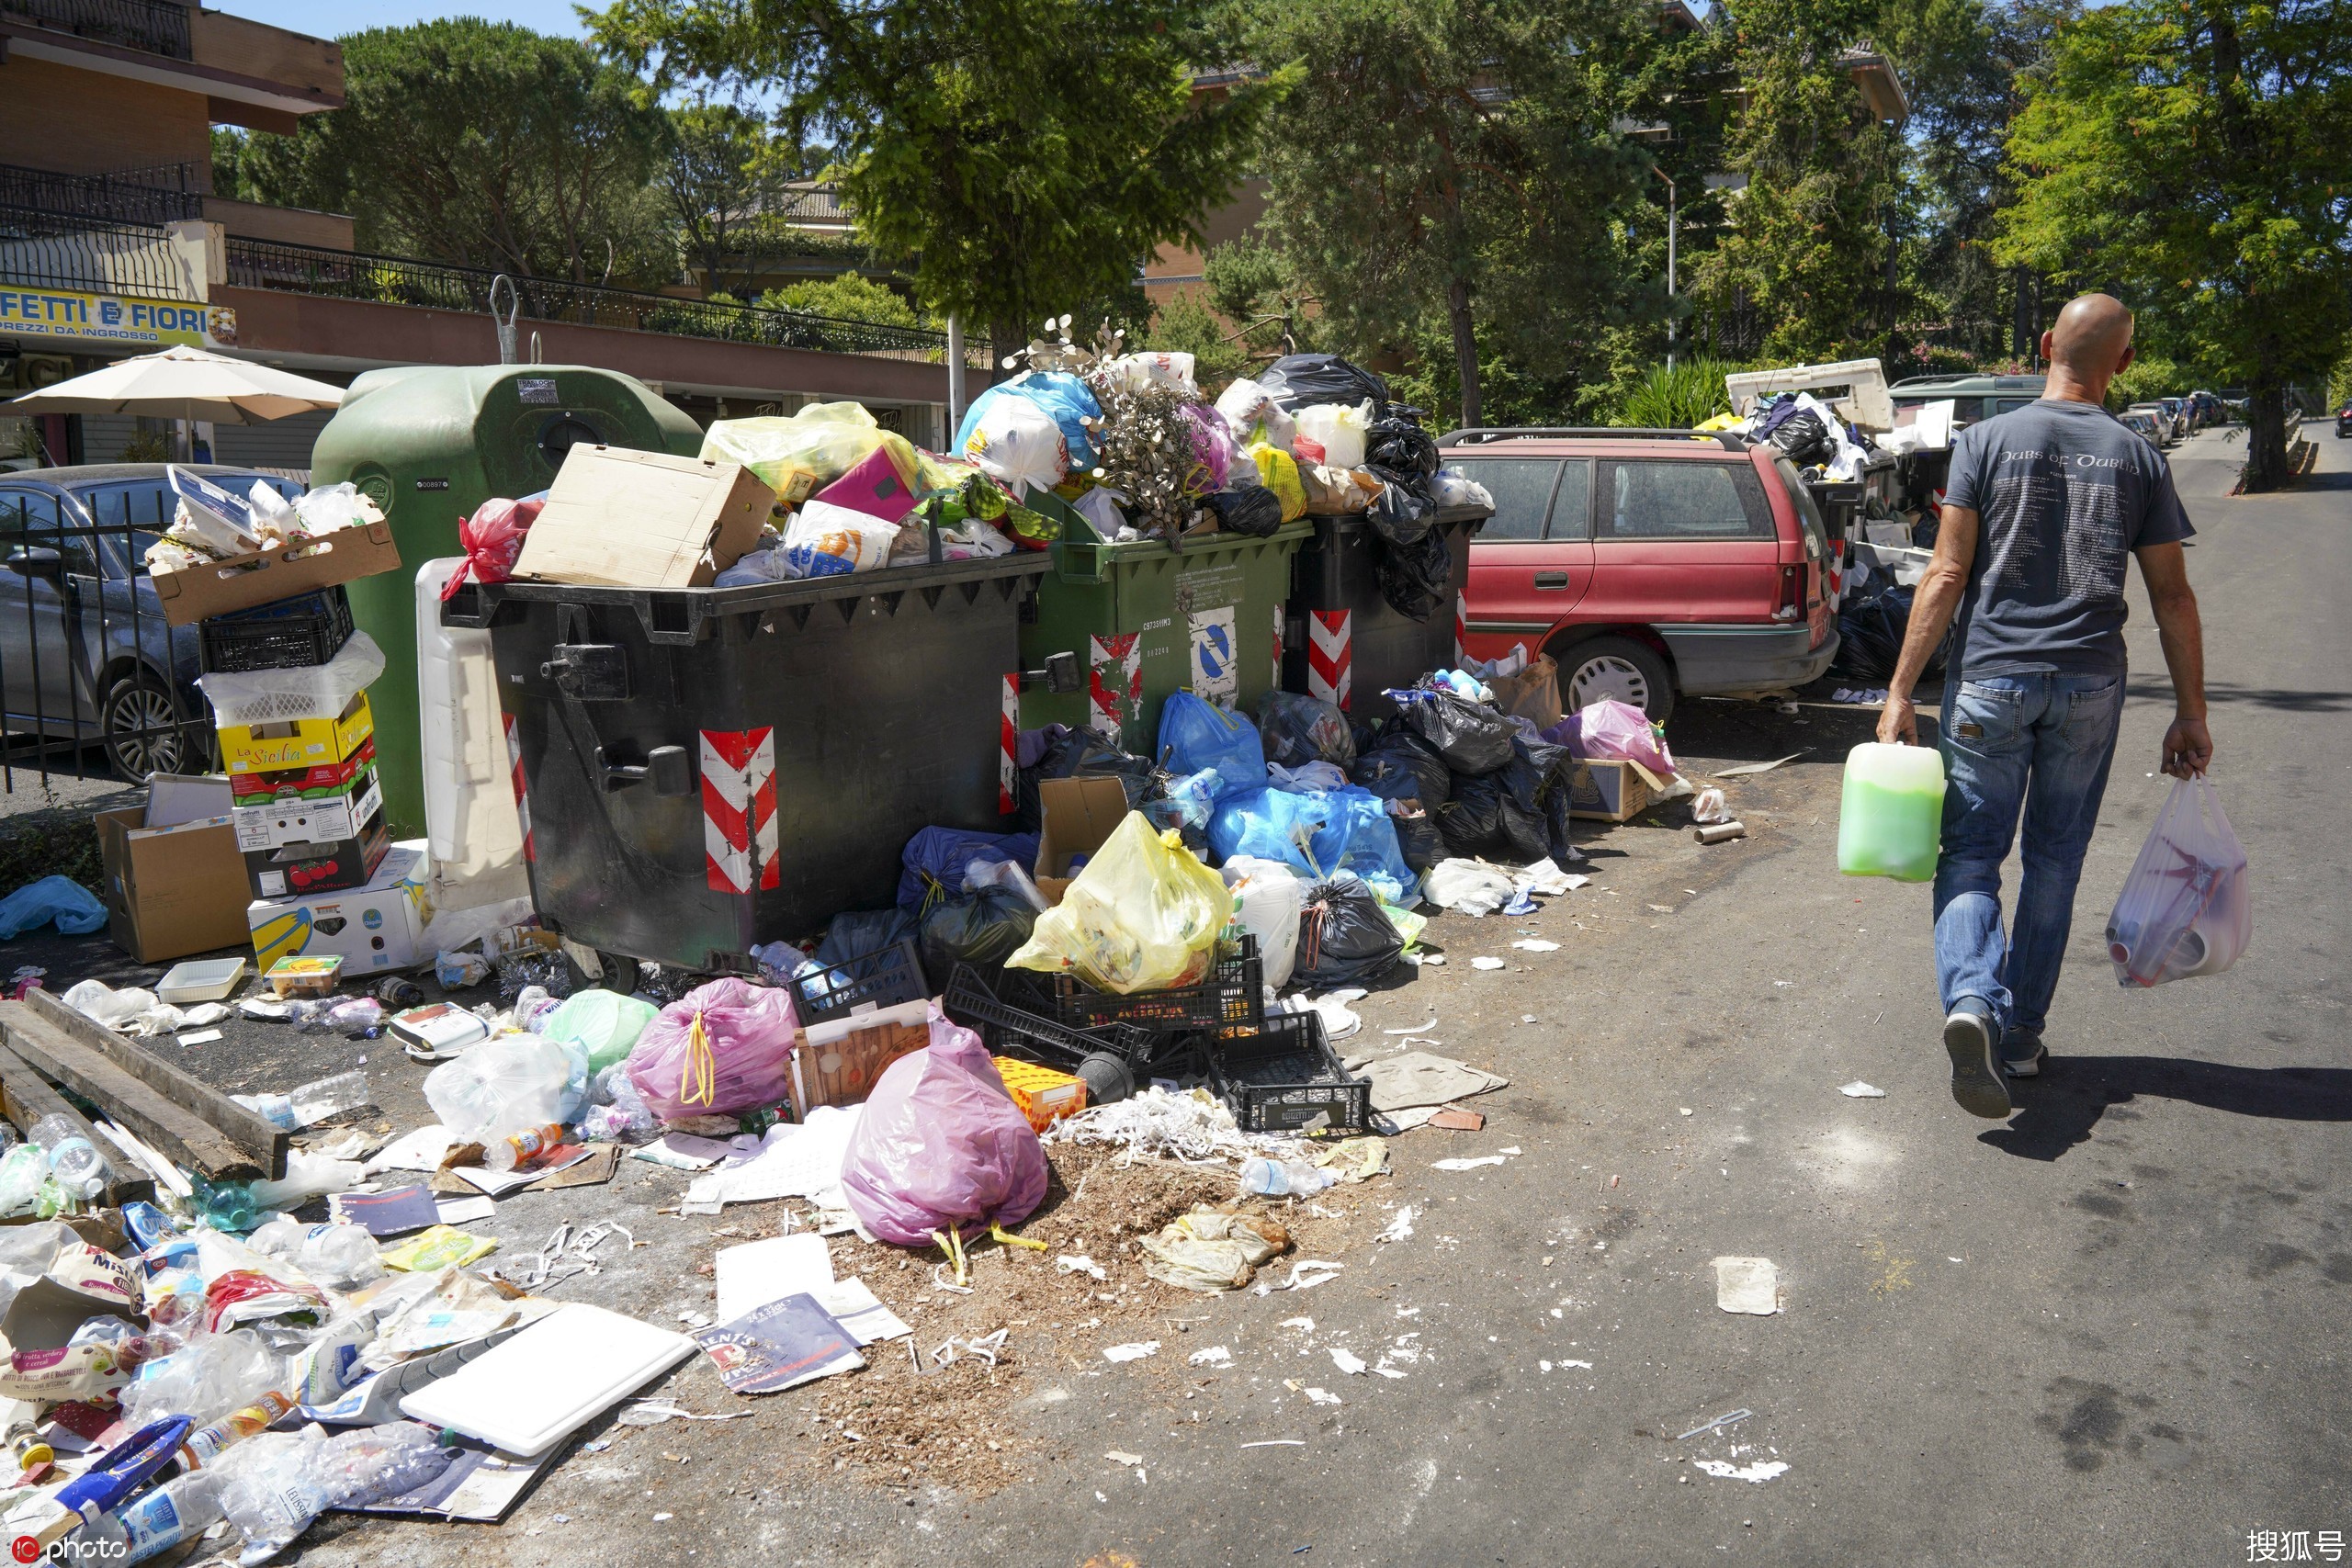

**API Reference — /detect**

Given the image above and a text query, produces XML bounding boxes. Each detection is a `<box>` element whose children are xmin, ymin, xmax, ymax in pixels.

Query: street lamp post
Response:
<box><xmin>1650</xmin><ymin>164</ymin><xmax>1678</xmax><ymax>372</ymax></box>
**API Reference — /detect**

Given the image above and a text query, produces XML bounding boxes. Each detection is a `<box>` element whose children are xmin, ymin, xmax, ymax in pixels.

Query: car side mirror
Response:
<box><xmin>6</xmin><ymin>547</ymin><xmax>62</xmax><ymax>579</ymax></box>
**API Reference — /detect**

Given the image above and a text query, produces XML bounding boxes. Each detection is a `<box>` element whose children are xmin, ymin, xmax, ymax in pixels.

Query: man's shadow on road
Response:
<box><xmin>1984</xmin><ymin>1057</ymin><xmax>2352</xmax><ymax>1160</ymax></box>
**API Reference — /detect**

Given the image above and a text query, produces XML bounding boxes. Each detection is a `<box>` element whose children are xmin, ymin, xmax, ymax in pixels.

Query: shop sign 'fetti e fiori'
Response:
<box><xmin>0</xmin><ymin>288</ymin><xmax>235</xmax><ymax>349</ymax></box>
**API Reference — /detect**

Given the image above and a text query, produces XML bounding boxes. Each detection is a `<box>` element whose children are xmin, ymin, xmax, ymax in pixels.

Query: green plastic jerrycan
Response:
<box><xmin>1838</xmin><ymin>741</ymin><xmax>1947</xmax><ymax>882</ymax></box>
<box><xmin>310</xmin><ymin>366</ymin><xmax>703</xmax><ymax>838</ymax></box>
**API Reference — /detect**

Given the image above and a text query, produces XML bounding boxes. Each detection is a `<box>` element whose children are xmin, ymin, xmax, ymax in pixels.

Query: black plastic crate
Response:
<box><xmin>200</xmin><ymin>587</ymin><xmax>355</xmax><ymax>672</ymax></box>
<box><xmin>942</xmin><ymin>964</ymin><xmax>1152</xmax><ymax>1069</ymax></box>
<box><xmin>1005</xmin><ymin>933</ymin><xmax>1265</xmax><ymax>1039</ymax></box>
<box><xmin>790</xmin><ymin>938</ymin><xmax>928</xmax><ymax>1029</ymax></box>
<box><xmin>1207</xmin><ymin>1010</ymin><xmax>1371</xmax><ymax>1135</ymax></box>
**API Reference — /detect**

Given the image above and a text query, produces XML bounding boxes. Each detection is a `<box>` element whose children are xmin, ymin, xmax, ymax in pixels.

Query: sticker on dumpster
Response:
<box><xmin>702</xmin><ymin>728</ymin><xmax>778</xmax><ymax>894</ymax></box>
<box><xmin>1307</xmin><ymin>609</ymin><xmax>1352</xmax><ymax>712</ymax></box>
<box><xmin>1089</xmin><ymin>634</ymin><xmax>1143</xmax><ymax>746</ymax></box>
<box><xmin>1190</xmin><ymin>606</ymin><xmax>1238</xmax><ymax>709</ymax></box>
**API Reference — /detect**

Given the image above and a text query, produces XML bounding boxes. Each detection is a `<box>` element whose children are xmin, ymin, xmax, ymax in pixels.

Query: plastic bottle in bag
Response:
<box><xmin>2105</xmin><ymin>776</ymin><xmax>2252</xmax><ymax>987</ymax></box>
<box><xmin>233</xmin><ymin>1070</ymin><xmax>369</xmax><ymax>1132</ymax></box>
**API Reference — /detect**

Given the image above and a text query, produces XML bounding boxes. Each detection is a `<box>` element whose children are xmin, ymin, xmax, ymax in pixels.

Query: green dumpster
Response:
<box><xmin>309</xmin><ymin>366</ymin><xmax>703</xmax><ymax>837</ymax></box>
<box><xmin>1019</xmin><ymin>508</ymin><xmax>1313</xmax><ymax>756</ymax></box>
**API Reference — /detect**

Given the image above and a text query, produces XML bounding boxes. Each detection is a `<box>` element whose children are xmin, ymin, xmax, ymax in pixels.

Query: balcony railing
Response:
<box><xmin>222</xmin><ymin>237</ymin><xmax>984</xmax><ymax>367</ymax></box>
<box><xmin>0</xmin><ymin>206</ymin><xmax>197</xmax><ymax>299</ymax></box>
<box><xmin>0</xmin><ymin>164</ymin><xmax>203</xmax><ymax>227</ymax></box>
<box><xmin>0</xmin><ymin>0</ymin><xmax>191</xmax><ymax>59</ymax></box>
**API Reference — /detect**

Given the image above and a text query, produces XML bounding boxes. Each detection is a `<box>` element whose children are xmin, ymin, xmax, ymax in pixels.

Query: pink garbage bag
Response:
<box><xmin>1544</xmin><ymin>697</ymin><xmax>1677</xmax><ymax>778</ymax></box>
<box><xmin>2105</xmin><ymin>776</ymin><xmax>2251</xmax><ymax>987</ymax></box>
<box><xmin>1179</xmin><ymin>403</ymin><xmax>1235</xmax><ymax>497</ymax></box>
<box><xmin>625</xmin><ymin>976</ymin><xmax>797</xmax><ymax>1120</ymax></box>
<box><xmin>840</xmin><ymin>1010</ymin><xmax>1048</xmax><ymax>1246</ymax></box>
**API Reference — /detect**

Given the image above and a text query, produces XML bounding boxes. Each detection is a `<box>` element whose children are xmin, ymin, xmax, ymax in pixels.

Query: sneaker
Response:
<box><xmin>1943</xmin><ymin>1000</ymin><xmax>2013</xmax><ymax>1119</ymax></box>
<box><xmin>2002</xmin><ymin>1032</ymin><xmax>2047</xmax><ymax>1078</ymax></box>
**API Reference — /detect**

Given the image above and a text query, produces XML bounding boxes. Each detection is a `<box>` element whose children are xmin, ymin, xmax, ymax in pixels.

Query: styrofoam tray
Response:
<box><xmin>398</xmin><ymin>1303</ymin><xmax>697</xmax><ymax>1457</ymax></box>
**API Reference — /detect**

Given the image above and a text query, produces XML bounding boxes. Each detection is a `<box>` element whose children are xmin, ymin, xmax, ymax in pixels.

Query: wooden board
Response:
<box><xmin>0</xmin><ymin>1045</ymin><xmax>147</xmax><ymax>1206</ymax></box>
<box><xmin>1</xmin><ymin>997</ymin><xmax>282</xmax><ymax>1180</ymax></box>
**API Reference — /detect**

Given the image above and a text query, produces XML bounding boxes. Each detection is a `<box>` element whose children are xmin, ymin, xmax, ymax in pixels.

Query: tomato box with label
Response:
<box><xmin>244</xmin><ymin>810</ymin><xmax>390</xmax><ymax>899</ymax></box>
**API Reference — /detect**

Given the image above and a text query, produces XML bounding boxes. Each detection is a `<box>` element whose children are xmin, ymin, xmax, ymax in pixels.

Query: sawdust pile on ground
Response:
<box><xmin>800</xmin><ymin>1142</ymin><xmax>1374</xmax><ymax>1496</ymax></box>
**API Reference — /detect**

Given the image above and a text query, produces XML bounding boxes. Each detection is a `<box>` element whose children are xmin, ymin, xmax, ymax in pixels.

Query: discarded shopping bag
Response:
<box><xmin>839</xmin><ymin>1010</ymin><xmax>1049</xmax><ymax>1247</ymax></box>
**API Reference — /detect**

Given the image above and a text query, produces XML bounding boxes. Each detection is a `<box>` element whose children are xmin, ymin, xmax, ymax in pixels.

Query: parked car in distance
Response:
<box><xmin>2189</xmin><ymin>390</ymin><xmax>2226</xmax><ymax>427</ymax></box>
<box><xmin>2157</xmin><ymin>397</ymin><xmax>2190</xmax><ymax>439</ymax></box>
<box><xmin>0</xmin><ymin>464</ymin><xmax>304</xmax><ymax>780</ymax></box>
<box><xmin>2336</xmin><ymin>402</ymin><xmax>2351</xmax><ymax>439</ymax></box>
<box><xmin>2125</xmin><ymin>403</ymin><xmax>2179</xmax><ymax>447</ymax></box>
<box><xmin>2119</xmin><ymin>410</ymin><xmax>2167</xmax><ymax>449</ymax></box>
<box><xmin>1889</xmin><ymin>373</ymin><xmax>2047</xmax><ymax>431</ymax></box>
<box><xmin>1442</xmin><ymin>428</ymin><xmax>1837</xmax><ymax>723</ymax></box>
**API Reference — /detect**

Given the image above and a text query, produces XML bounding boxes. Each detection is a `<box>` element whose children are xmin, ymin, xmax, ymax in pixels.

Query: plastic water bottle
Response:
<box><xmin>486</xmin><ymin>1122</ymin><xmax>567</xmax><ymax>1172</ymax></box>
<box><xmin>31</xmin><ymin>1113</ymin><xmax>107</xmax><ymax>1200</ymax></box>
<box><xmin>233</xmin><ymin>1071</ymin><xmax>370</xmax><ymax>1132</ymax></box>
<box><xmin>94</xmin><ymin>1471</ymin><xmax>222</xmax><ymax>1563</ymax></box>
<box><xmin>1238</xmin><ymin>1156</ymin><xmax>1338</xmax><ymax>1198</ymax></box>
<box><xmin>313</xmin><ymin>1422</ymin><xmax>456</xmax><ymax>1508</ymax></box>
<box><xmin>0</xmin><ymin>1144</ymin><xmax>47</xmax><ymax>1216</ymax></box>
<box><xmin>176</xmin><ymin>1392</ymin><xmax>298</xmax><ymax>1470</ymax></box>
<box><xmin>295</xmin><ymin>1223</ymin><xmax>381</xmax><ymax>1290</ymax></box>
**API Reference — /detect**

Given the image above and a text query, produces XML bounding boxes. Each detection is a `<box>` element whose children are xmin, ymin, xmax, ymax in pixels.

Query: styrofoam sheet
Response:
<box><xmin>399</xmin><ymin>1303</ymin><xmax>697</xmax><ymax>1457</ymax></box>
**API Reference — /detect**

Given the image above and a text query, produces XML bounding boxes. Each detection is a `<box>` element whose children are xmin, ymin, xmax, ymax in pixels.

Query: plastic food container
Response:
<box><xmin>155</xmin><ymin>957</ymin><xmax>248</xmax><ymax>1006</ymax></box>
<box><xmin>266</xmin><ymin>954</ymin><xmax>345</xmax><ymax>998</ymax></box>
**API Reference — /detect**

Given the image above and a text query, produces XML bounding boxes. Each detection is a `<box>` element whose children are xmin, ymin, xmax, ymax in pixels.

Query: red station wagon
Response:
<box><xmin>1444</xmin><ymin>428</ymin><xmax>1838</xmax><ymax>721</ymax></box>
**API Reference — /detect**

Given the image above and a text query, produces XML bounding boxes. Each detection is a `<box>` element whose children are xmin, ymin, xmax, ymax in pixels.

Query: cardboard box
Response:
<box><xmin>1567</xmin><ymin>759</ymin><xmax>1653</xmax><ymax>823</ymax></box>
<box><xmin>1034</xmin><ymin>777</ymin><xmax>1134</xmax><ymax>906</ymax></box>
<box><xmin>243</xmin><ymin>808</ymin><xmax>390</xmax><ymax>899</ymax></box>
<box><xmin>230</xmin><ymin>739</ymin><xmax>376</xmax><ymax>807</ymax></box>
<box><xmin>789</xmin><ymin>999</ymin><xmax>930</xmax><ymax>1121</ymax></box>
<box><xmin>217</xmin><ymin>690</ymin><xmax>374</xmax><ymax>775</ymax></box>
<box><xmin>248</xmin><ymin>840</ymin><xmax>433</xmax><ymax>972</ymax></box>
<box><xmin>514</xmin><ymin>446</ymin><xmax>772</xmax><ymax>589</ymax></box>
<box><xmin>993</xmin><ymin>1055</ymin><xmax>1087</xmax><ymax>1133</ymax></box>
<box><xmin>152</xmin><ymin>521</ymin><xmax>402</xmax><ymax>627</ymax></box>
<box><xmin>232</xmin><ymin>765</ymin><xmax>382</xmax><ymax>853</ymax></box>
<box><xmin>95</xmin><ymin>781</ymin><xmax>251</xmax><ymax>964</ymax></box>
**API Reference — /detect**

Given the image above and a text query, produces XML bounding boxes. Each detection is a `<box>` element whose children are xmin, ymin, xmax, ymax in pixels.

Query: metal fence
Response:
<box><xmin>0</xmin><ymin>206</ymin><xmax>198</xmax><ymax>299</ymax></box>
<box><xmin>221</xmin><ymin>236</ymin><xmax>984</xmax><ymax>367</ymax></box>
<box><xmin>0</xmin><ymin>0</ymin><xmax>191</xmax><ymax>58</ymax></box>
<box><xmin>0</xmin><ymin>473</ymin><xmax>241</xmax><ymax>795</ymax></box>
<box><xmin>0</xmin><ymin>164</ymin><xmax>203</xmax><ymax>228</ymax></box>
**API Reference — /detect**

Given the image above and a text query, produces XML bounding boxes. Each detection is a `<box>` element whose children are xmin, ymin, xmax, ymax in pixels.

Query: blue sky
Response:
<box><xmin>212</xmin><ymin>3</ymin><xmax>594</xmax><ymax>39</ymax></box>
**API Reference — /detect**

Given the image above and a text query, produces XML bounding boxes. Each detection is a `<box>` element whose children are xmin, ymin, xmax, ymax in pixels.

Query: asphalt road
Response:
<box><xmin>44</xmin><ymin>422</ymin><xmax>2343</xmax><ymax>1567</ymax></box>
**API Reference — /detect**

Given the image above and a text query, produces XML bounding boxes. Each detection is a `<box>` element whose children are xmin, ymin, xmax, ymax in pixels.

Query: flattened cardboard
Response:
<box><xmin>514</xmin><ymin>446</ymin><xmax>771</xmax><ymax>589</ymax></box>
<box><xmin>1034</xmin><ymin>776</ymin><xmax>1134</xmax><ymax>906</ymax></box>
<box><xmin>95</xmin><ymin>805</ymin><xmax>251</xmax><ymax>964</ymax></box>
<box><xmin>151</xmin><ymin>521</ymin><xmax>401</xmax><ymax>627</ymax></box>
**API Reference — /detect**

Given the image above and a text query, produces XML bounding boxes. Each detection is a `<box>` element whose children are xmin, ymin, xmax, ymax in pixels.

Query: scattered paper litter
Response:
<box><xmin>1693</xmin><ymin>1459</ymin><xmax>1790</xmax><ymax>1483</ymax></box>
<box><xmin>714</xmin><ymin>1232</ymin><xmax>834</xmax><ymax>1323</ymax></box>
<box><xmin>1470</xmin><ymin>956</ymin><xmax>1505</xmax><ymax>971</ymax></box>
<box><xmin>1713</xmin><ymin>751</ymin><xmax>1804</xmax><ymax>778</ymax></box>
<box><xmin>682</xmin><ymin>1106</ymin><xmax>860</xmax><ymax>1214</ymax></box>
<box><xmin>1104</xmin><ymin>1450</ymin><xmax>1143</xmax><ymax>1466</ymax></box>
<box><xmin>1103</xmin><ymin>1341</ymin><xmax>1160</xmax><ymax>1363</ymax></box>
<box><xmin>1838</xmin><ymin>1081</ymin><xmax>1886</xmax><ymax>1099</ymax></box>
<box><xmin>1512</xmin><ymin>857</ymin><xmax>1580</xmax><ymax>897</ymax></box>
<box><xmin>1278</xmin><ymin>1317</ymin><xmax>1315</xmax><ymax>1333</ymax></box>
<box><xmin>1375</xmin><ymin>1206</ymin><xmax>1416</xmax><ymax>1243</ymax></box>
<box><xmin>1260</xmin><ymin>1260</ymin><xmax>1343</xmax><ymax>1293</ymax></box>
<box><xmin>1433</xmin><ymin>1148</ymin><xmax>1518</xmax><ymax>1171</ymax></box>
<box><xmin>1057</xmin><ymin>1254</ymin><xmax>1108</xmax><ymax>1280</ymax></box>
<box><xmin>1329</xmin><ymin>1348</ymin><xmax>1366</xmax><ymax>1376</ymax></box>
<box><xmin>1419</xmin><ymin>953</ymin><xmax>1446</xmax><ymax>965</ymax></box>
<box><xmin>1711</xmin><ymin>1256</ymin><xmax>1780</xmax><ymax>1315</ymax></box>
<box><xmin>617</xmin><ymin>1400</ymin><xmax>750</xmax><ymax>1427</ymax></box>
<box><xmin>1188</xmin><ymin>1346</ymin><xmax>1233</xmax><ymax>1367</ymax></box>
<box><xmin>1240</xmin><ymin>1439</ymin><xmax>1306</xmax><ymax>1450</ymax></box>
<box><xmin>1301</xmin><ymin>1387</ymin><xmax>1343</xmax><ymax>1406</ymax></box>
<box><xmin>1510</xmin><ymin>939</ymin><xmax>1560</xmax><ymax>953</ymax></box>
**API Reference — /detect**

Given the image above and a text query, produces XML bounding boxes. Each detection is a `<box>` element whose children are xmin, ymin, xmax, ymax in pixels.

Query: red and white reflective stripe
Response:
<box><xmin>1000</xmin><ymin>673</ymin><xmax>1018</xmax><ymax>815</ymax></box>
<box><xmin>1088</xmin><ymin>633</ymin><xmax>1141</xmax><ymax>747</ymax></box>
<box><xmin>501</xmin><ymin>711</ymin><xmax>533</xmax><ymax>863</ymax></box>
<box><xmin>1453</xmin><ymin>592</ymin><xmax>1467</xmax><ymax>667</ymax></box>
<box><xmin>701</xmin><ymin>728</ymin><xmax>778</xmax><ymax>893</ymax></box>
<box><xmin>1272</xmin><ymin>603</ymin><xmax>1284</xmax><ymax>690</ymax></box>
<box><xmin>1307</xmin><ymin>609</ymin><xmax>1352</xmax><ymax>711</ymax></box>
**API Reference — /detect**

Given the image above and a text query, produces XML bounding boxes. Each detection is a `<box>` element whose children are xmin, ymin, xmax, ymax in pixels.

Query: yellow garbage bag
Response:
<box><xmin>1008</xmin><ymin>815</ymin><xmax>1234</xmax><ymax>993</ymax></box>
<box><xmin>1248</xmin><ymin>443</ymin><xmax>1307</xmax><ymax>522</ymax></box>
<box><xmin>701</xmin><ymin>401</ymin><xmax>922</xmax><ymax>505</ymax></box>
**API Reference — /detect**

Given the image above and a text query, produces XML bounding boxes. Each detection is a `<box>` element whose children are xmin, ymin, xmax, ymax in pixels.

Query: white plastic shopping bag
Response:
<box><xmin>2105</xmin><ymin>776</ymin><xmax>2251</xmax><ymax>987</ymax></box>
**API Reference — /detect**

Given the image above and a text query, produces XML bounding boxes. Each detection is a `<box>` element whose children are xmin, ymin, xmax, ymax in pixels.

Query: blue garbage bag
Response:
<box><xmin>898</xmin><ymin>828</ymin><xmax>1040</xmax><ymax>910</ymax></box>
<box><xmin>0</xmin><ymin>876</ymin><xmax>106</xmax><ymax>940</ymax></box>
<box><xmin>1313</xmin><ymin>785</ymin><xmax>1415</xmax><ymax>895</ymax></box>
<box><xmin>1159</xmin><ymin>692</ymin><xmax>1266</xmax><ymax>799</ymax></box>
<box><xmin>954</xmin><ymin>373</ymin><xmax>1102</xmax><ymax>475</ymax></box>
<box><xmin>1209</xmin><ymin>787</ymin><xmax>1332</xmax><ymax>879</ymax></box>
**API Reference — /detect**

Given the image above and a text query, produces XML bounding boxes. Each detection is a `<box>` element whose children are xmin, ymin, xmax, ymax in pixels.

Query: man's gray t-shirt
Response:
<box><xmin>1941</xmin><ymin>399</ymin><xmax>2194</xmax><ymax>678</ymax></box>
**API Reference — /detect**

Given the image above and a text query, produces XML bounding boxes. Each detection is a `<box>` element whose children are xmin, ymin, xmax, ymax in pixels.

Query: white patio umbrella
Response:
<box><xmin>8</xmin><ymin>344</ymin><xmax>344</xmax><ymax>424</ymax></box>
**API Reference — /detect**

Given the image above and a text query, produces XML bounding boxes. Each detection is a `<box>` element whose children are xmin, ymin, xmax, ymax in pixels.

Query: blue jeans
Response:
<box><xmin>1933</xmin><ymin>672</ymin><xmax>2126</xmax><ymax>1044</ymax></box>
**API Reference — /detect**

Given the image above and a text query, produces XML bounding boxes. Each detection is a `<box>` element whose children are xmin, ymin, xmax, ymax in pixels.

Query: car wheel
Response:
<box><xmin>100</xmin><ymin>671</ymin><xmax>198</xmax><ymax>782</ymax></box>
<box><xmin>1554</xmin><ymin>636</ymin><xmax>1675</xmax><ymax>724</ymax></box>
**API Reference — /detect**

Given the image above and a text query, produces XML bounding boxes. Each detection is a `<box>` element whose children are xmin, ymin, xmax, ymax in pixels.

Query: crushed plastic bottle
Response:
<box><xmin>194</xmin><ymin>1179</ymin><xmax>262</xmax><ymax>1234</ymax></box>
<box><xmin>1238</xmin><ymin>1156</ymin><xmax>1339</xmax><ymax>1199</ymax></box>
<box><xmin>176</xmin><ymin>1391</ymin><xmax>298</xmax><ymax>1470</ymax></box>
<box><xmin>81</xmin><ymin>1470</ymin><xmax>221</xmax><ymax>1564</ymax></box>
<box><xmin>0</xmin><ymin>1143</ymin><xmax>48</xmax><ymax>1216</ymax></box>
<box><xmin>31</xmin><ymin>1113</ymin><xmax>108</xmax><ymax>1200</ymax></box>
<box><xmin>232</xmin><ymin>1071</ymin><xmax>370</xmax><ymax>1133</ymax></box>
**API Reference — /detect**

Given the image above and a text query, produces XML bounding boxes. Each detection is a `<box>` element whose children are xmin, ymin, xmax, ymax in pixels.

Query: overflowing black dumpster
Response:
<box><xmin>1283</xmin><ymin>502</ymin><xmax>1488</xmax><ymax>724</ymax></box>
<box><xmin>444</xmin><ymin>551</ymin><xmax>1052</xmax><ymax>973</ymax></box>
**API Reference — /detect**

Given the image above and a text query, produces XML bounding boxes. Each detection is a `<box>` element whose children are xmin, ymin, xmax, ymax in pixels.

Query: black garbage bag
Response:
<box><xmin>1502</xmin><ymin>735</ymin><xmax>1578</xmax><ymax>864</ymax></box>
<box><xmin>1768</xmin><ymin>408</ymin><xmax>1833</xmax><ymax>468</ymax></box>
<box><xmin>1294</xmin><ymin>877</ymin><xmax>1404</xmax><ymax>988</ymax></box>
<box><xmin>1831</xmin><ymin>580</ymin><xmax>1951</xmax><ymax>684</ymax></box>
<box><xmin>1355</xmin><ymin>727</ymin><xmax>1452</xmax><ymax>808</ymax></box>
<box><xmin>1437</xmin><ymin>772</ymin><xmax>1548</xmax><ymax>863</ymax></box>
<box><xmin>917</xmin><ymin>886</ymin><xmax>1037</xmax><ymax>981</ymax></box>
<box><xmin>1266</xmin><ymin>353</ymin><xmax>1390</xmax><ymax>414</ymax></box>
<box><xmin>1396</xmin><ymin>688</ymin><xmax>1513</xmax><ymax>775</ymax></box>
<box><xmin>815</xmin><ymin>907</ymin><xmax>922</xmax><ymax>975</ymax></box>
<box><xmin>1364</xmin><ymin>412</ymin><xmax>1440</xmax><ymax>483</ymax></box>
<box><xmin>1374</xmin><ymin>522</ymin><xmax>1451</xmax><ymax>620</ymax></box>
<box><xmin>1258</xmin><ymin>690</ymin><xmax>1356</xmax><ymax>769</ymax></box>
<box><xmin>1012</xmin><ymin>725</ymin><xmax>1155</xmax><ymax>831</ymax></box>
<box><xmin>1350</xmin><ymin>757</ymin><xmax>1444</xmax><ymax>871</ymax></box>
<box><xmin>1368</xmin><ymin>479</ymin><xmax>1436</xmax><ymax>547</ymax></box>
<box><xmin>1206</xmin><ymin>485</ymin><xmax>1283</xmax><ymax>538</ymax></box>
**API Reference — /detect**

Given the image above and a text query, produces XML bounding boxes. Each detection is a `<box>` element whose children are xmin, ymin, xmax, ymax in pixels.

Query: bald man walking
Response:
<box><xmin>1879</xmin><ymin>294</ymin><xmax>2211</xmax><ymax>1119</ymax></box>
